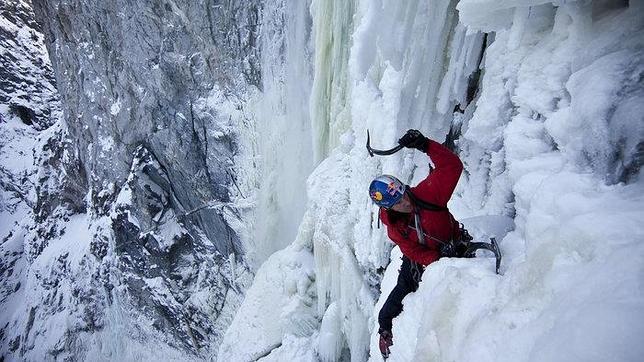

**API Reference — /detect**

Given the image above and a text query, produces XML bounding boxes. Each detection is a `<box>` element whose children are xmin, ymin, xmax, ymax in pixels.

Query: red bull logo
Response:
<box><xmin>386</xmin><ymin>182</ymin><xmax>401</xmax><ymax>196</ymax></box>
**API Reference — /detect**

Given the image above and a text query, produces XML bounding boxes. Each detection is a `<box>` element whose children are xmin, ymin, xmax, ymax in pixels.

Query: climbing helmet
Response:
<box><xmin>369</xmin><ymin>175</ymin><xmax>406</xmax><ymax>209</ymax></box>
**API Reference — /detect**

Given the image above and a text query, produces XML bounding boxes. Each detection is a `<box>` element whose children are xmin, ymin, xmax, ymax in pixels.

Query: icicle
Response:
<box><xmin>310</xmin><ymin>0</ymin><xmax>356</xmax><ymax>163</ymax></box>
<box><xmin>252</xmin><ymin>0</ymin><xmax>315</xmax><ymax>266</ymax></box>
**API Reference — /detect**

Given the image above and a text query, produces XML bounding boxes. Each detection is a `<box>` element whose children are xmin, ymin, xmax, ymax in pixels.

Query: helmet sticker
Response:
<box><xmin>371</xmin><ymin>191</ymin><xmax>383</xmax><ymax>201</ymax></box>
<box><xmin>386</xmin><ymin>182</ymin><xmax>401</xmax><ymax>196</ymax></box>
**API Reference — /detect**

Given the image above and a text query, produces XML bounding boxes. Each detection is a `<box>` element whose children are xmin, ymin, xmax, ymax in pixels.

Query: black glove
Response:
<box><xmin>378</xmin><ymin>329</ymin><xmax>393</xmax><ymax>359</ymax></box>
<box><xmin>398</xmin><ymin>129</ymin><xmax>428</xmax><ymax>151</ymax></box>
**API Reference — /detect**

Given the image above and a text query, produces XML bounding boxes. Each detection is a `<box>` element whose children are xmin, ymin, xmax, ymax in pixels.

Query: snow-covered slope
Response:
<box><xmin>222</xmin><ymin>0</ymin><xmax>644</xmax><ymax>361</ymax></box>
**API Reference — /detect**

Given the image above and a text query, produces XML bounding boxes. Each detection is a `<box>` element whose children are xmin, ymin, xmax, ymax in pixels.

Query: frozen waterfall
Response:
<box><xmin>223</xmin><ymin>0</ymin><xmax>644</xmax><ymax>361</ymax></box>
<box><xmin>247</xmin><ymin>0</ymin><xmax>315</xmax><ymax>266</ymax></box>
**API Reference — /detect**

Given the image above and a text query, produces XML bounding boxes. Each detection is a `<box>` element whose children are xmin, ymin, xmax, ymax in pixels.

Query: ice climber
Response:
<box><xmin>369</xmin><ymin>129</ymin><xmax>464</xmax><ymax>359</ymax></box>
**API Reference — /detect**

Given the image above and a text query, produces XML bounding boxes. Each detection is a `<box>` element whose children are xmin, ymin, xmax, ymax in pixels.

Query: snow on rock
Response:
<box><xmin>0</xmin><ymin>0</ymin><xmax>60</xmax><ymax>130</ymax></box>
<box><xmin>31</xmin><ymin>0</ymin><xmax>255</xmax><ymax>262</ymax></box>
<box><xmin>7</xmin><ymin>0</ymin><xmax>267</xmax><ymax>358</ymax></box>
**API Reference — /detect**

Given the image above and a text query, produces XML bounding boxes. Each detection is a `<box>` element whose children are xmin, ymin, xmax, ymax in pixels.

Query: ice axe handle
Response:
<box><xmin>366</xmin><ymin>130</ymin><xmax>405</xmax><ymax>157</ymax></box>
<box><xmin>491</xmin><ymin>237</ymin><xmax>502</xmax><ymax>275</ymax></box>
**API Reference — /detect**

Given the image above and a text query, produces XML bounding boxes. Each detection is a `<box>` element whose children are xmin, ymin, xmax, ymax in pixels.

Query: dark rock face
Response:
<box><xmin>31</xmin><ymin>0</ymin><xmax>260</xmax><ymax>256</ymax></box>
<box><xmin>106</xmin><ymin>145</ymin><xmax>247</xmax><ymax>354</ymax></box>
<box><xmin>0</xmin><ymin>0</ymin><xmax>60</xmax><ymax>130</ymax></box>
<box><xmin>0</xmin><ymin>0</ymin><xmax>261</xmax><ymax>359</ymax></box>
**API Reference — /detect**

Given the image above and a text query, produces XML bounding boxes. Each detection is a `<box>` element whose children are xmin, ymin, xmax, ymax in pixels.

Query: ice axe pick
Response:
<box><xmin>366</xmin><ymin>130</ymin><xmax>404</xmax><ymax>157</ymax></box>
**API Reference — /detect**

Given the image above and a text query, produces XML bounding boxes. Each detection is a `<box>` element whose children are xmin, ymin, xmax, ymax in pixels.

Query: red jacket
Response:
<box><xmin>380</xmin><ymin>140</ymin><xmax>463</xmax><ymax>265</ymax></box>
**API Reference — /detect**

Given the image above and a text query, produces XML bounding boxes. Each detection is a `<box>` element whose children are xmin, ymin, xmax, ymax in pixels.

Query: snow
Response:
<box><xmin>0</xmin><ymin>112</ymin><xmax>38</xmax><ymax>176</ymax></box>
<box><xmin>1</xmin><ymin>211</ymin><xmax>95</xmax><ymax>360</ymax></box>
<box><xmin>260</xmin><ymin>334</ymin><xmax>318</xmax><ymax>361</ymax></box>
<box><xmin>98</xmin><ymin>135</ymin><xmax>115</xmax><ymax>153</ymax></box>
<box><xmin>218</xmin><ymin>241</ymin><xmax>317</xmax><ymax>361</ymax></box>
<box><xmin>109</xmin><ymin>99</ymin><xmax>121</xmax><ymax>116</ymax></box>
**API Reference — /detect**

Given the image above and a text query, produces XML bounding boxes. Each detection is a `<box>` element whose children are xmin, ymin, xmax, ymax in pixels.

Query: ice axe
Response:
<box><xmin>463</xmin><ymin>237</ymin><xmax>503</xmax><ymax>274</ymax></box>
<box><xmin>366</xmin><ymin>130</ymin><xmax>404</xmax><ymax>157</ymax></box>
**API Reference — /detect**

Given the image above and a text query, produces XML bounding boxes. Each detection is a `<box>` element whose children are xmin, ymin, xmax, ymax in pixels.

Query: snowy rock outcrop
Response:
<box><xmin>2</xmin><ymin>0</ymin><xmax>260</xmax><ymax>359</ymax></box>
<box><xmin>0</xmin><ymin>0</ymin><xmax>70</xmax><ymax>358</ymax></box>
<box><xmin>31</xmin><ymin>0</ymin><xmax>260</xmax><ymax>257</ymax></box>
<box><xmin>0</xmin><ymin>0</ymin><xmax>59</xmax><ymax>130</ymax></box>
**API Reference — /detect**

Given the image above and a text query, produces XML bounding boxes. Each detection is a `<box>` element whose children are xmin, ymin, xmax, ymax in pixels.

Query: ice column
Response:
<box><xmin>252</xmin><ymin>0</ymin><xmax>315</xmax><ymax>266</ymax></box>
<box><xmin>310</xmin><ymin>0</ymin><xmax>356</xmax><ymax>163</ymax></box>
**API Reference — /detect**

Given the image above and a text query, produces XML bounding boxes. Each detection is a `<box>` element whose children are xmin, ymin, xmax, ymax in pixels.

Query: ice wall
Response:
<box><xmin>375</xmin><ymin>0</ymin><xmax>644</xmax><ymax>360</ymax></box>
<box><xmin>223</xmin><ymin>0</ymin><xmax>643</xmax><ymax>361</ymax></box>
<box><xmin>221</xmin><ymin>0</ymin><xmax>488</xmax><ymax>359</ymax></box>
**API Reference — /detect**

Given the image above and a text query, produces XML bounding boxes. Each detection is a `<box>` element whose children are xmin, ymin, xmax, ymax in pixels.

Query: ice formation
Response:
<box><xmin>223</xmin><ymin>0</ymin><xmax>644</xmax><ymax>361</ymax></box>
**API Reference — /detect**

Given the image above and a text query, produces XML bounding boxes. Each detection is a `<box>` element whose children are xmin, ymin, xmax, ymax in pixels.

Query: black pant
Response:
<box><xmin>378</xmin><ymin>256</ymin><xmax>424</xmax><ymax>331</ymax></box>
